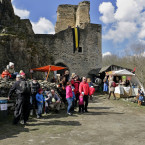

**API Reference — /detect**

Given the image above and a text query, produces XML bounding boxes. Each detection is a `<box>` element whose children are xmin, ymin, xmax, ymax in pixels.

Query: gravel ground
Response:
<box><xmin>1</xmin><ymin>94</ymin><xmax>145</xmax><ymax>145</ymax></box>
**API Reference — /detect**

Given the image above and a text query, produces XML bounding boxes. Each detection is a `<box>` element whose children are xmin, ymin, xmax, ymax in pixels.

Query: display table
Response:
<box><xmin>114</xmin><ymin>85</ymin><xmax>135</xmax><ymax>98</ymax></box>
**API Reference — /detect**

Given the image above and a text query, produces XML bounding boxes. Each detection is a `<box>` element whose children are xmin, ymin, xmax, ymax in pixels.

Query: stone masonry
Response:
<box><xmin>0</xmin><ymin>0</ymin><xmax>102</xmax><ymax>78</ymax></box>
<box><xmin>55</xmin><ymin>1</ymin><xmax>90</xmax><ymax>33</ymax></box>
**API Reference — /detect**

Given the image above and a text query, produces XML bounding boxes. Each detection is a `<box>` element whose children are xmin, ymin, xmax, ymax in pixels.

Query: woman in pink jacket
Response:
<box><xmin>66</xmin><ymin>81</ymin><xmax>73</xmax><ymax>115</ymax></box>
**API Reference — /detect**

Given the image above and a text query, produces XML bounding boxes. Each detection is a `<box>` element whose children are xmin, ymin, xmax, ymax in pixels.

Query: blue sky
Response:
<box><xmin>11</xmin><ymin>0</ymin><xmax>145</xmax><ymax>56</ymax></box>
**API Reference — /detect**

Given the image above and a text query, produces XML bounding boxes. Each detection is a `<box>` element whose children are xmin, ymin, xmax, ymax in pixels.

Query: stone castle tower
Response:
<box><xmin>55</xmin><ymin>1</ymin><xmax>90</xmax><ymax>33</ymax></box>
<box><xmin>0</xmin><ymin>0</ymin><xmax>102</xmax><ymax>78</ymax></box>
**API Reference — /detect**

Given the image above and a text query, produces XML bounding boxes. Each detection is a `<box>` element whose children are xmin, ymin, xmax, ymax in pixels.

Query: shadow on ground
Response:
<box><xmin>88</xmin><ymin>107</ymin><xmax>113</xmax><ymax>110</ymax></box>
<box><xmin>27</xmin><ymin>120</ymin><xmax>81</xmax><ymax>127</ymax></box>
<box><xmin>0</xmin><ymin>123</ymin><xmax>38</xmax><ymax>141</ymax></box>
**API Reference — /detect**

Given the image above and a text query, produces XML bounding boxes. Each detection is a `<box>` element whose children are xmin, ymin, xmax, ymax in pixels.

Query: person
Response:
<box><xmin>36</xmin><ymin>88</ymin><xmax>45</xmax><ymax>119</ymax></box>
<box><xmin>1</xmin><ymin>69</ymin><xmax>11</xmax><ymax>80</ymax></box>
<box><xmin>30</xmin><ymin>78</ymin><xmax>40</xmax><ymax>115</ymax></box>
<box><xmin>57</xmin><ymin>83</ymin><xmax>66</xmax><ymax>104</ymax></box>
<box><xmin>7</xmin><ymin>62</ymin><xmax>17</xmax><ymax>78</ymax></box>
<box><xmin>66</xmin><ymin>81</ymin><xmax>73</xmax><ymax>115</ymax></box>
<box><xmin>20</xmin><ymin>72</ymin><xmax>26</xmax><ymax>78</ymax></box>
<box><xmin>87</xmin><ymin>78</ymin><xmax>94</xmax><ymax>87</ymax></box>
<box><xmin>62</xmin><ymin>70</ymin><xmax>70</xmax><ymax>87</ymax></box>
<box><xmin>71</xmin><ymin>86</ymin><xmax>76</xmax><ymax>112</ymax></box>
<box><xmin>125</xmin><ymin>80</ymin><xmax>130</xmax><ymax>87</ymax></box>
<box><xmin>78</xmin><ymin>92</ymin><xmax>84</xmax><ymax>113</ymax></box>
<box><xmin>45</xmin><ymin>89</ymin><xmax>61</xmax><ymax>113</ymax></box>
<box><xmin>74</xmin><ymin>75</ymin><xmax>80</xmax><ymax>106</ymax></box>
<box><xmin>89</xmin><ymin>86</ymin><xmax>95</xmax><ymax>100</ymax></box>
<box><xmin>79</xmin><ymin>77</ymin><xmax>90</xmax><ymax>112</ymax></box>
<box><xmin>108</xmin><ymin>77</ymin><xmax>116</xmax><ymax>100</ymax></box>
<box><xmin>103</xmin><ymin>76</ymin><xmax>108</xmax><ymax>94</ymax></box>
<box><xmin>8</xmin><ymin>74</ymin><xmax>31</xmax><ymax>125</ymax></box>
<box><xmin>138</xmin><ymin>92</ymin><xmax>144</xmax><ymax>106</ymax></box>
<box><xmin>70</xmin><ymin>73</ymin><xmax>76</xmax><ymax>86</ymax></box>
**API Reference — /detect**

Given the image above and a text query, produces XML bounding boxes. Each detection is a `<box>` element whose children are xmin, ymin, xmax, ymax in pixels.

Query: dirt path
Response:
<box><xmin>1</xmin><ymin>94</ymin><xmax>145</xmax><ymax>145</ymax></box>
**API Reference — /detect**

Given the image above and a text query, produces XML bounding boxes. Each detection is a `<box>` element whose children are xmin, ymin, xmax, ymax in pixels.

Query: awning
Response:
<box><xmin>31</xmin><ymin>65</ymin><xmax>66</xmax><ymax>72</ymax></box>
<box><xmin>106</xmin><ymin>69</ymin><xmax>135</xmax><ymax>76</ymax></box>
<box><xmin>31</xmin><ymin>65</ymin><xmax>66</xmax><ymax>80</ymax></box>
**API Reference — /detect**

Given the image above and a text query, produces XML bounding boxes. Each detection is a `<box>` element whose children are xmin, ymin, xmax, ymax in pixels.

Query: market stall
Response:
<box><xmin>106</xmin><ymin>69</ymin><xmax>144</xmax><ymax>98</ymax></box>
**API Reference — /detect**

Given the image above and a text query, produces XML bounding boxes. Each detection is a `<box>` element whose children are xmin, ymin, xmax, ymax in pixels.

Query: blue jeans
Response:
<box><xmin>37</xmin><ymin>104</ymin><xmax>43</xmax><ymax>116</ymax></box>
<box><xmin>66</xmin><ymin>98</ymin><xmax>72</xmax><ymax>113</ymax></box>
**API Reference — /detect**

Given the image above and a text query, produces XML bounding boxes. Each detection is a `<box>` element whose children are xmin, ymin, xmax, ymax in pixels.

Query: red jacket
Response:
<box><xmin>74</xmin><ymin>80</ymin><xmax>80</xmax><ymax>94</ymax></box>
<box><xmin>79</xmin><ymin>81</ymin><xmax>89</xmax><ymax>95</ymax></box>
<box><xmin>89</xmin><ymin>87</ymin><xmax>95</xmax><ymax>96</ymax></box>
<box><xmin>1</xmin><ymin>71</ymin><xmax>11</xmax><ymax>78</ymax></box>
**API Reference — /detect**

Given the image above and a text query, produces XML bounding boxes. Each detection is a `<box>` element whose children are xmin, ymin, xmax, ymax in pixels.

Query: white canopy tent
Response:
<box><xmin>106</xmin><ymin>69</ymin><xmax>144</xmax><ymax>97</ymax></box>
<box><xmin>106</xmin><ymin>69</ymin><xmax>135</xmax><ymax>76</ymax></box>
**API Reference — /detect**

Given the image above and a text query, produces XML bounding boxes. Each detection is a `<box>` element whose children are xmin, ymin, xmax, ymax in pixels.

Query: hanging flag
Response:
<box><xmin>72</xmin><ymin>27</ymin><xmax>80</xmax><ymax>53</ymax></box>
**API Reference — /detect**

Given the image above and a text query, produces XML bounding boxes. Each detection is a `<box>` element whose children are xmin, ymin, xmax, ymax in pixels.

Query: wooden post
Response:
<box><xmin>46</xmin><ymin>66</ymin><xmax>51</xmax><ymax>81</ymax></box>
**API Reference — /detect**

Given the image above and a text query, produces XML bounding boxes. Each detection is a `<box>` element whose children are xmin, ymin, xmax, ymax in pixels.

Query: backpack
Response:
<box><xmin>111</xmin><ymin>82</ymin><xmax>116</xmax><ymax>87</ymax></box>
<box><xmin>18</xmin><ymin>81</ymin><xmax>31</xmax><ymax>94</ymax></box>
<box><xmin>30</xmin><ymin>82</ymin><xmax>40</xmax><ymax>94</ymax></box>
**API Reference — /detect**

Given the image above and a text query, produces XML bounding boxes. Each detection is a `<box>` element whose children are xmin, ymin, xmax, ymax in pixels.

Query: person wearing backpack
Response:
<box><xmin>108</xmin><ymin>77</ymin><xmax>116</xmax><ymax>100</ymax></box>
<box><xmin>30</xmin><ymin>78</ymin><xmax>40</xmax><ymax>115</ymax></box>
<box><xmin>8</xmin><ymin>74</ymin><xmax>31</xmax><ymax>125</ymax></box>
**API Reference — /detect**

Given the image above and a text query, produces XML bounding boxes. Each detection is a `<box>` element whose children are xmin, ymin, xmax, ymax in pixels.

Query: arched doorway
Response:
<box><xmin>55</xmin><ymin>63</ymin><xmax>69</xmax><ymax>76</ymax></box>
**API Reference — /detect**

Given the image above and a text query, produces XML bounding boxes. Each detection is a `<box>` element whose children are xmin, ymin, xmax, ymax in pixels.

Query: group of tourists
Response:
<box><xmin>6</xmin><ymin>68</ymin><xmax>95</xmax><ymax>125</ymax></box>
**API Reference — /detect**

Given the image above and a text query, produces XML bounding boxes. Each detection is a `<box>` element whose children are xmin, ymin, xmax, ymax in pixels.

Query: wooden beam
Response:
<box><xmin>46</xmin><ymin>66</ymin><xmax>51</xmax><ymax>81</ymax></box>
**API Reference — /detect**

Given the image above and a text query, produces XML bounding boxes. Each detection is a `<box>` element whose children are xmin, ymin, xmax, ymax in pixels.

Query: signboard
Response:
<box><xmin>0</xmin><ymin>104</ymin><xmax>7</xmax><ymax>111</ymax></box>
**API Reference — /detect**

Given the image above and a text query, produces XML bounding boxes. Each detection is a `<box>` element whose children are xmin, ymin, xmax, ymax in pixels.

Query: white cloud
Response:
<box><xmin>103</xmin><ymin>21</ymin><xmax>137</xmax><ymax>43</ymax></box>
<box><xmin>103</xmin><ymin>52</ymin><xmax>112</xmax><ymax>57</ymax></box>
<box><xmin>138</xmin><ymin>22</ymin><xmax>145</xmax><ymax>39</ymax></box>
<box><xmin>12</xmin><ymin>0</ymin><xmax>30</xmax><ymax>19</ymax></box>
<box><xmin>114</xmin><ymin>0</ymin><xmax>142</xmax><ymax>21</ymax></box>
<box><xmin>31</xmin><ymin>17</ymin><xmax>55</xmax><ymax>34</ymax></box>
<box><xmin>99</xmin><ymin>2</ymin><xmax>115</xmax><ymax>24</ymax></box>
<box><xmin>99</xmin><ymin>0</ymin><xmax>145</xmax><ymax>43</ymax></box>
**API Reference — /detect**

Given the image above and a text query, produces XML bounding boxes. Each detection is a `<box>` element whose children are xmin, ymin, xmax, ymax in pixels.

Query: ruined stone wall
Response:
<box><xmin>35</xmin><ymin>23</ymin><xmax>102</xmax><ymax>77</ymax></box>
<box><xmin>0</xmin><ymin>0</ymin><xmax>102</xmax><ymax>78</ymax></box>
<box><xmin>0</xmin><ymin>35</ymin><xmax>53</xmax><ymax>78</ymax></box>
<box><xmin>55</xmin><ymin>1</ymin><xmax>90</xmax><ymax>33</ymax></box>
<box><xmin>55</xmin><ymin>5</ymin><xmax>77</xmax><ymax>33</ymax></box>
<box><xmin>76</xmin><ymin>1</ymin><xmax>90</xmax><ymax>29</ymax></box>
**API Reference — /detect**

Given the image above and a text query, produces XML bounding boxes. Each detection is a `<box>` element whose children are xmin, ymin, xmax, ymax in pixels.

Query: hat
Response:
<box><xmin>6</xmin><ymin>65</ymin><xmax>9</xmax><ymax>69</ymax></box>
<box><xmin>9</xmin><ymin>62</ymin><xmax>14</xmax><ymax>67</ymax></box>
<box><xmin>71</xmin><ymin>73</ymin><xmax>76</xmax><ymax>78</ymax></box>
<box><xmin>20</xmin><ymin>72</ymin><xmax>25</xmax><ymax>76</ymax></box>
<box><xmin>19</xmin><ymin>70</ymin><xmax>23</xmax><ymax>74</ymax></box>
<box><xmin>38</xmin><ymin>88</ymin><xmax>43</xmax><ymax>93</ymax></box>
<box><xmin>16</xmin><ymin>74</ymin><xmax>21</xmax><ymax>78</ymax></box>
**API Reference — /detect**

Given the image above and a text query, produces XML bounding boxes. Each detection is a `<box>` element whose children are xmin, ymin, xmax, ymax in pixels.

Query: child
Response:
<box><xmin>138</xmin><ymin>92</ymin><xmax>144</xmax><ymax>106</ymax></box>
<box><xmin>71</xmin><ymin>86</ymin><xmax>76</xmax><ymax>112</ymax></box>
<box><xmin>79</xmin><ymin>92</ymin><xmax>84</xmax><ymax>113</ymax></box>
<box><xmin>36</xmin><ymin>88</ymin><xmax>45</xmax><ymax>118</ymax></box>
<box><xmin>89</xmin><ymin>86</ymin><xmax>95</xmax><ymax>100</ymax></box>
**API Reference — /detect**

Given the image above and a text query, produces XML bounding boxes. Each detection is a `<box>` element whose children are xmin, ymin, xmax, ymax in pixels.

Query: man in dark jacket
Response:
<box><xmin>8</xmin><ymin>74</ymin><xmax>31</xmax><ymax>125</ymax></box>
<box><xmin>30</xmin><ymin>78</ymin><xmax>40</xmax><ymax>115</ymax></box>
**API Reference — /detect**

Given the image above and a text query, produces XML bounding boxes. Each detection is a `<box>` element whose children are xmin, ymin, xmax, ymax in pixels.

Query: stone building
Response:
<box><xmin>0</xmin><ymin>0</ymin><xmax>102</xmax><ymax>78</ymax></box>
